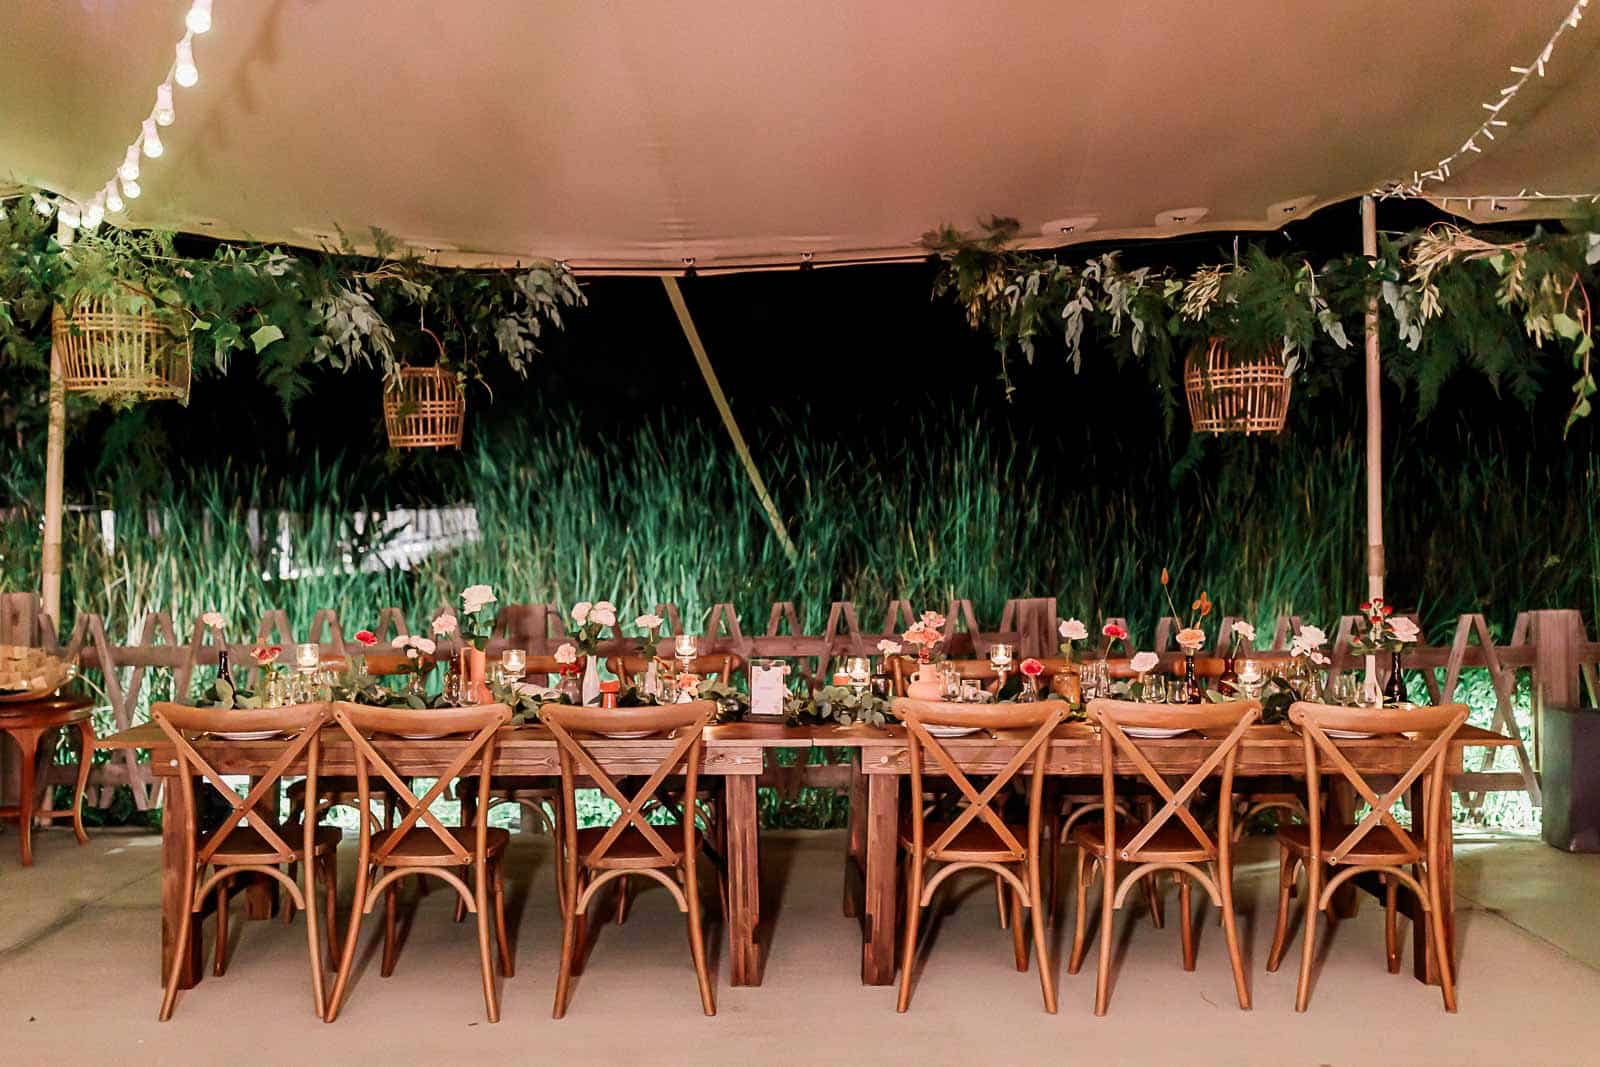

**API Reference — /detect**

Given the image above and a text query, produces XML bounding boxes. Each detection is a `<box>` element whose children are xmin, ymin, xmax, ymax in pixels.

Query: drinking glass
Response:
<box><xmin>1358</xmin><ymin>677</ymin><xmax>1384</xmax><ymax>708</ymax></box>
<box><xmin>1328</xmin><ymin>673</ymin><xmax>1358</xmax><ymax>705</ymax></box>
<box><xmin>940</xmin><ymin>665</ymin><xmax>962</xmax><ymax>701</ymax></box>
<box><xmin>1166</xmin><ymin>679</ymin><xmax>1187</xmax><ymax>704</ymax></box>
<box><xmin>959</xmin><ymin>678</ymin><xmax>982</xmax><ymax>703</ymax></box>
<box><xmin>674</xmin><ymin>634</ymin><xmax>699</xmax><ymax>673</ymax></box>
<box><xmin>1139</xmin><ymin>674</ymin><xmax>1165</xmax><ymax>703</ymax></box>
<box><xmin>502</xmin><ymin>648</ymin><xmax>527</xmax><ymax>684</ymax></box>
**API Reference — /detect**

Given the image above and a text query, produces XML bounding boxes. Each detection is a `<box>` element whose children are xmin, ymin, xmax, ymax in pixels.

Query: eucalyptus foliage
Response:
<box><xmin>0</xmin><ymin>191</ymin><xmax>585</xmax><ymax>412</ymax></box>
<box><xmin>923</xmin><ymin>212</ymin><xmax>1600</xmax><ymax>432</ymax></box>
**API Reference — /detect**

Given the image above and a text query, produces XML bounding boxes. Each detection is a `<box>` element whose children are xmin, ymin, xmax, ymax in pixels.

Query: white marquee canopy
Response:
<box><xmin>4</xmin><ymin>0</ymin><xmax>1599</xmax><ymax>272</ymax></box>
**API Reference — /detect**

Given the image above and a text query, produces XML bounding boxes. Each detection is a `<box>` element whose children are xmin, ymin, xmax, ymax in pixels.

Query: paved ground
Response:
<box><xmin>2</xmin><ymin>824</ymin><xmax>1596</xmax><ymax>1065</ymax></box>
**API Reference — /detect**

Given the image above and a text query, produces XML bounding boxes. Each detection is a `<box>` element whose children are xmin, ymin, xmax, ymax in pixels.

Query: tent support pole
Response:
<box><xmin>41</xmin><ymin>340</ymin><xmax>66</xmax><ymax>630</ymax></box>
<box><xmin>661</xmin><ymin>276</ymin><xmax>799</xmax><ymax>568</ymax></box>
<box><xmin>1361</xmin><ymin>194</ymin><xmax>1384</xmax><ymax>684</ymax></box>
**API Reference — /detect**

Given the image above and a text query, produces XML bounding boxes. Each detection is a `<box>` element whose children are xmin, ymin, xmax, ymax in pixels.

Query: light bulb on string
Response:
<box><xmin>82</xmin><ymin>196</ymin><xmax>105</xmax><ymax>231</ymax></box>
<box><xmin>155</xmin><ymin>83</ymin><xmax>175</xmax><ymax>125</ymax></box>
<box><xmin>104</xmin><ymin>182</ymin><xmax>124</xmax><ymax>214</ymax></box>
<box><xmin>175</xmin><ymin>37</ymin><xmax>199</xmax><ymax>87</ymax></box>
<box><xmin>186</xmin><ymin>0</ymin><xmax>212</xmax><ymax>35</ymax></box>
<box><xmin>57</xmin><ymin>202</ymin><xmax>81</xmax><ymax>229</ymax></box>
<box><xmin>142</xmin><ymin>118</ymin><xmax>164</xmax><ymax>157</ymax></box>
<box><xmin>119</xmin><ymin>144</ymin><xmax>141</xmax><ymax>181</ymax></box>
<box><xmin>121</xmin><ymin>176</ymin><xmax>142</xmax><ymax>200</ymax></box>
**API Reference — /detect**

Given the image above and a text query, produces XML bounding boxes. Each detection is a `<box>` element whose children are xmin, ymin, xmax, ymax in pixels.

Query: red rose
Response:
<box><xmin>1102</xmin><ymin>622</ymin><xmax>1129</xmax><ymax>641</ymax></box>
<box><xmin>354</xmin><ymin>629</ymin><xmax>377</xmax><ymax>647</ymax></box>
<box><xmin>1020</xmin><ymin>658</ymin><xmax>1044</xmax><ymax>678</ymax></box>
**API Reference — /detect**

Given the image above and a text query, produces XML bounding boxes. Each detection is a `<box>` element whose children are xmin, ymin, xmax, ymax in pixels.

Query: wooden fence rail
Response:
<box><xmin>2</xmin><ymin>593</ymin><xmax>1595</xmax><ymax>817</ymax></box>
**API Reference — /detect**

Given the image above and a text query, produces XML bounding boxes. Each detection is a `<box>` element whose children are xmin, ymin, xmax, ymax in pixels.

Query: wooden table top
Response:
<box><xmin>0</xmin><ymin>692</ymin><xmax>95</xmax><ymax>724</ymax></box>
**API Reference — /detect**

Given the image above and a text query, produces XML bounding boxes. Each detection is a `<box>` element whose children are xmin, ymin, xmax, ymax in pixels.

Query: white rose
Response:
<box><xmin>877</xmin><ymin>639</ymin><xmax>902</xmax><ymax>655</ymax></box>
<box><xmin>200</xmin><ymin>611</ymin><xmax>226</xmax><ymax>629</ymax></box>
<box><xmin>1390</xmin><ymin>617</ymin><xmax>1421</xmax><ymax>643</ymax></box>
<box><xmin>570</xmin><ymin>601</ymin><xmax>592</xmax><ymax>625</ymax></box>
<box><xmin>1232</xmin><ymin>620</ymin><xmax>1256</xmax><ymax>643</ymax></box>
<box><xmin>590</xmin><ymin>602</ymin><xmax>617</xmax><ymax>627</ymax></box>
<box><xmin>391</xmin><ymin>636</ymin><xmax>409</xmax><ymax>649</ymax></box>
<box><xmin>554</xmin><ymin>642</ymin><xmax>577</xmax><ymax>665</ymax></box>
<box><xmin>1297</xmin><ymin>625</ymin><xmax>1328</xmax><ymax>649</ymax></box>
<box><xmin>1130</xmin><ymin>651</ymin><xmax>1160</xmax><ymax>674</ymax></box>
<box><xmin>1059</xmin><ymin>618</ymin><xmax>1089</xmax><ymax>642</ymax></box>
<box><xmin>460</xmin><ymin>584</ymin><xmax>496</xmax><ymax>614</ymax></box>
<box><xmin>635</xmin><ymin>613</ymin><xmax>663</xmax><ymax>631</ymax></box>
<box><xmin>415</xmin><ymin>637</ymin><xmax>436</xmax><ymax>655</ymax></box>
<box><xmin>432</xmin><ymin>611</ymin><xmax>458</xmax><ymax>636</ymax></box>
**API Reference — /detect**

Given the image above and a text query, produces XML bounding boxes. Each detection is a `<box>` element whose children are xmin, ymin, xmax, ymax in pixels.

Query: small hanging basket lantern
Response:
<box><xmin>51</xmin><ymin>298</ymin><xmax>191</xmax><ymax>404</ymax></box>
<box><xmin>383</xmin><ymin>365</ymin><xmax>466</xmax><ymax>449</ymax></box>
<box><xmin>1183</xmin><ymin>338</ymin><xmax>1291</xmax><ymax>435</ymax></box>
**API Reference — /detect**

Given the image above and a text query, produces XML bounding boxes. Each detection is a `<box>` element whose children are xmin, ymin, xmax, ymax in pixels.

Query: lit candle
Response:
<box><xmin>988</xmin><ymin>643</ymin><xmax>1014</xmax><ymax>670</ymax></box>
<box><xmin>295</xmin><ymin>643</ymin><xmax>320</xmax><ymax>671</ymax></box>
<box><xmin>501</xmin><ymin>648</ymin><xmax>526</xmax><ymax>679</ymax></box>
<box><xmin>674</xmin><ymin>634</ymin><xmax>699</xmax><ymax>659</ymax></box>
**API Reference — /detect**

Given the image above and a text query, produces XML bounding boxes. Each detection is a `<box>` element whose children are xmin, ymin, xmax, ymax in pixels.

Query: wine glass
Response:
<box><xmin>501</xmin><ymin>648</ymin><xmax>526</xmax><ymax>686</ymax></box>
<box><xmin>844</xmin><ymin>655</ymin><xmax>871</xmax><ymax>696</ymax></box>
<box><xmin>1139</xmin><ymin>673</ymin><xmax>1165</xmax><ymax>703</ymax></box>
<box><xmin>1358</xmin><ymin>677</ymin><xmax>1384</xmax><ymax>708</ymax></box>
<box><xmin>674</xmin><ymin>634</ymin><xmax>699</xmax><ymax>675</ymax></box>
<box><xmin>1237</xmin><ymin>659</ymin><xmax>1264</xmax><ymax>701</ymax></box>
<box><xmin>988</xmin><ymin>643</ymin><xmax>1014</xmax><ymax>691</ymax></box>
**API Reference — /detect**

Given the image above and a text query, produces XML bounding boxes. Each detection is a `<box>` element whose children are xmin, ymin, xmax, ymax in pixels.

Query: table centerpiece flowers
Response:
<box><xmin>563</xmin><ymin>600</ymin><xmax>616</xmax><ymax>705</ymax></box>
<box><xmin>1348</xmin><ymin>598</ymin><xmax>1421</xmax><ymax>704</ymax></box>
<box><xmin>902</xmin><ymin>610</ymin><xmax>947</xmax><ymax>682</ymax></box>
<box><xmin>1058</xmin><ymin>618</ymin><xmax>1089</xmax><ymax>662</ymax></box>
<box><xmin>1160</xmin><ymin>568</ymin><xmax>1211</xmax><ymax>703</ymax></box>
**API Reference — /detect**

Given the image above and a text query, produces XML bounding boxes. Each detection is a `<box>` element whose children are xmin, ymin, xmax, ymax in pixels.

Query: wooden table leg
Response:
<box><xmin>1412</xmin><ymin>774</ymin><xmax>1455</xmax><ymax>985</ymax></box>
<box><xmin>861</xmin><ymin>771</ymin><xmax>900</xmax><ymax>986</ymax></box>
<box><xmin>725</xmin><ymin>772</ymin><xmax>763</xmax><ymax>986</ymax></box>
<box><xmin>842</xmin><ymin>753</ymin><xmax>866</xmax><ymax>918</ymax></box>
<box><xmin>7</xmin><ymin>726</ymin><xmax>44</xmax><ymax>866</ymax></box>
<box><xmin>70</xmin><ymin>721</ymin><xmax>93</xmax><ymax>845</ymax></box>
<box><xmin>241</xmin><ymin>773</ymin><xmax>278</xmax><ymax>920</ymax></box>
<box><xmin>160</xmin><ymin>775</ymin><xmax>202</xmax><ymax>990</ymax></box>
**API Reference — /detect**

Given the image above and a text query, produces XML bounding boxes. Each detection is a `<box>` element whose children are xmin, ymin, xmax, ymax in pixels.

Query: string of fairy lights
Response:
<box><xmin>1378</xmin><ymin>0</ymin><xmax>1596</xmax><ymax>206</ymax></box>
<box><xmin>30</xmin><ymin>1</ymin><xmax>213</xmax><ymax>242</ymax></box>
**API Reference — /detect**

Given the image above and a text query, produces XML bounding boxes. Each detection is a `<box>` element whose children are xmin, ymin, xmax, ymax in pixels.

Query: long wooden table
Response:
<box><xmin>100</xmin><ymin>719</ymin><xmax>1516</xmax><ymax>994</ymax></box>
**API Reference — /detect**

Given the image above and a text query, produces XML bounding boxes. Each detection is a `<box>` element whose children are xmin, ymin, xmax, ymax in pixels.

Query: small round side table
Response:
<box><xmin>0</xmin><ymin>693</ymin><xmax>95</xmax><ymax>866</ymax></box>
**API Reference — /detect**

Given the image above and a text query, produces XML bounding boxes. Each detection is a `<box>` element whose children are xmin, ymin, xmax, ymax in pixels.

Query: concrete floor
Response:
<box><xmin>2</xmin><ymin>824</ymin><xmax>1597</xmax><ymax>1066</ymax></box>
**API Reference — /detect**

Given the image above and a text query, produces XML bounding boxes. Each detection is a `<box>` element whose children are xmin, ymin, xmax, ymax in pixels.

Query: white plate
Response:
<box><xmin>1123</xmin><ymin>727</ymin><xmax>1190</xmax><ymax>739</ymax></box>
<box><xmin>210</xmin><ymin>729</ymin><xmax>280</xmax><ymax>741</ymax></box>
<box><xmin>597</xmin><ymin>730</ymin><xmax>657</xmax><ymax>740</ymax></box>
<box><xmin>1324</xmin><ymin>729</ymin><xmax>1377</xmax><ymax>740</ymax></box>
<box><xmin>924</xmin><ymin>724</ymin><xmax>982</xmax><ymax>738</ymax></box>
<box><xmin>390</xmin><ymin>731</ymin><xmax>453</xmax><ymax>740</ymax></box>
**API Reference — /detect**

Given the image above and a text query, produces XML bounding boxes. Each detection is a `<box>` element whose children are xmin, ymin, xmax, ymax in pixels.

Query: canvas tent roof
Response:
<box><xmin>3</xmin><ymin>0</ymin><xmax>1598</xmax><ymax>273</ymax></box>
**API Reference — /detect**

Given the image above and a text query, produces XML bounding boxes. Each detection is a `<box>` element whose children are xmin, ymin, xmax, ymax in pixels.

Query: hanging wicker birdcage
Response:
<box><xmin>383</xmin><ymin>365</ymin><xmax>466</xmax><ymax>449</ymax></box>
<box><xmin>1183</xmin><ymin>337</ymin><xmax>1291</xmax><ymax>434</ymax></box>
<box><xmin>51</xmin><ymin>298</ymin><xmax>191</xmax><ymax>404</ymax></box>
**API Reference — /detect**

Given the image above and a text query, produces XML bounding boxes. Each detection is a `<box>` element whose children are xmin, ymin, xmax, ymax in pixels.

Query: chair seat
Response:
<box><xmin>1276</xmin><ymin>824</ymin><xmax>1427</xmax><ymax>864</ymax></box>
<box><xmin>205</xmin><ymin>823</ymin><xmax>342</xmax><ymax>864</ymax></box>
<box><xmin>371</xmin><ymin>826</ymin><xmax>510</xmax><ymax>867</ymax></box>
<box><xmin>1071</xmin><ymin>820</ymin><xmax>1214</xmax><ymax>862</ymax></box>
<box><xmin>900</xmin><ymin>819</ymin><xmax>1028</xmax><ymax>861</ymax></box>
<box><xmin>577</xmin><ymin>825</ymin><xmax>683</xmax><ymax>869</ymax></box>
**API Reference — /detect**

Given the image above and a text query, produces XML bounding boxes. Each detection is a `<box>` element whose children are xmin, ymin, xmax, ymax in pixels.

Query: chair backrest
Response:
<box><xmin>1289</xmin><ymin>701</ymin><xmax>1469</xmax><ymax>865</ymax></box>
<box><xmin>360</xmin><ymin>652</ymin><xmax>437</xmax><ymax>678</ymax></box>
<box><xmin>152</xmin><ymin>701</ymin><xmax>327</xmax><ymax>868</ymax></box>
<box><xmin>893</xmin><ymin>697</ymin><xmax>1068</xmax><ymax>861</ymax></box>
<box><xmin>541</xmin><ymin>701</ymin><xmax>715</xmax><ymax>869</ymax></box>
<box><xmin>330</xmin><ymin>701</ymin><xmax>511</xmax><ymax>865</ymax></box>
<box><xmin>1100</xmin><ymin>655</ymin><xmax>1295</xmax><ymax>681</ymax></box>
<box><xmin>604</xmin><ymin>654</ymin><xmax>740</xmax><ymax>685</ymax></box>
<box><xmin>1085</xmin><ymin>698</ymin><xmax>1260</xmax><ymax>861</ymax></box>
<box><xmin>889</xmin><ymin>656</ymin><xmax>1010</xmax><ymax>696</ymax></box>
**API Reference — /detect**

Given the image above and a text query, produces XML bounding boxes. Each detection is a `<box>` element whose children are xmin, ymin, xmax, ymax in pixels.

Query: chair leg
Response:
<box><xmin>304</xmin><ymin>853</ymin><xmax>327</xmax><ymax>1020</ymax></box>
<box><xmin>1143</xmin><ymin>872</ymin><xmax>1164</xmax><ymax>928</ymax></box>
<box><xmin>1266</xmin><ymin>849</ymin><xmax>1295</xmax><ymax>972</ymax></box>
<box><xmin>995</xmin><ymin>873</ymin><xmax>1009</xmax><ymax>929</ymax></box>
<box><xmin>896</xmin><ymin>858</ymin><xmax>925</xmax><ymax>1013</ymax></box>
<box><xmin>1028</xmin><ymin>857</ymin><xmax>1057</xmax><ymax>1014</ymax></box>
<box><xmin>1384</xmin><ymin>873</ymin><xmax>1401</xmax><ymax>973</ymax></box>
<box><xmin>493</xmin><ymin>860</ymin><xmax>514</xmax><ymax>978</ymax></box>
<box><xmin>615</xmin><ymin>873</ymin><xmax>631</xmax><ymax>925</ymax></box>
<box><xmin>553</xmin><ymin>896</ymin><xmax>580</xmax><ymax>1018</ymax></box>
<box><xmin>1218</xmin><ymin>851</ymin><xmax>1250</xmax><ymax>1009</ymax></box>
<box><xmin>1423</xmin><ymin>863</ymin><xmax>1458</xmax><ymax>1013</ymax></box>
<box><xmin>1010</xmin><ymin>885</ymin><xmax>1028</xmax><ymax>971</ymax></box>
<box><xmin>322</xmin><ymin>854</ymin><xmax>340</xmax><ymax>968</ymax></box>
<box><xmin>1178</xmin><ymin>874</ymin><xmax>1196</xmax><ymax>972</ymax></box>
<box><xmin>380</xmin><ymin>882</ymin><xmax>399</xmax><ymax>977</ymax></box>
<box><xmin>213</xmin><ymin>876</ymin><xmax>230</xmax><ymax>977</ymax></box>
<box><xmin>1094</xmin><ymin>863</ymin><xmax>1115</xmax><ymax>1016</ymax></box>
<box><xmin>1068</xmin><ymin>850</ymin><xmax>1091</xmax><ymax>975</ymax></box>
<box><xmin>468</xmin><ymin>863</ymin><xmax>499</xmax><ymax>1023</ymax></box>
<box><xmin>685</xmin><ymin>853</ymin><xmax>716</xmax><ymax>1015</ymax></box>
<box><xmin>1295</xmin><ymin>860</ymin><xmax>1321</xmax><ymax>1012</ymax></box>
<box><xmin>324</xmin><ymin>860</ymin><xmax>372</xmax><ymax>1023</ymax></box>
<box><xmin>158</xmin><ymin>865</ymin><xmax>198</xmax><ymax>1021</ymax></box>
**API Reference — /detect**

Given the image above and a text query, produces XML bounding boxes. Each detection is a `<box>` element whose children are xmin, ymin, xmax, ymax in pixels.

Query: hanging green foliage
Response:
<box><xmin>0</xmin><ymin>189</ymin><xmax>585</xmax><ymax>413</ymax></box>
<box><xmin>923</xmin><ymin>209</ymin><xmax>1600</xmax><ymax>432</ymax></box>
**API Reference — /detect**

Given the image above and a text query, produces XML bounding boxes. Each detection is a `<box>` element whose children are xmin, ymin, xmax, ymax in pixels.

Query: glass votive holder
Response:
<box><xmin>294</xmin><ymin>642</ymin><xmax>320</xmax><ymax>672</ymax></box>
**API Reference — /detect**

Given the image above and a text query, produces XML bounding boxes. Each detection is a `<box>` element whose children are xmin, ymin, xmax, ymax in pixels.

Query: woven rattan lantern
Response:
<box><xmin>51</xmin><ymin>299</ymin><xmax>191</xmax><ymax>404</ymax></box>
<box><xmin>383</xmin><ymin>365</ymin><xmax>466</xmax><ymax>448</ymax></box>
<box><xmin>1183</xmin><ymin>338</ymin><xmax>1291</xmax><ymax>435</ymax></box>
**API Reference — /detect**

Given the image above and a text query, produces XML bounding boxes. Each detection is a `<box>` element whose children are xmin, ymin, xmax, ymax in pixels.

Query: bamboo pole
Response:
<box><xmin>1362</xmin><ymin>195</ymin><xmax>1383</xmax><ymax>685</ymax></box>
<box><xmin>41</xmin><ymin>340</ymin><xmax>66</xmax><ymax>628</ymax></box>
<box><xmin>660</xmin><ymin>276</ymin><xmax>800</xmax><ymax>567</ymax></box>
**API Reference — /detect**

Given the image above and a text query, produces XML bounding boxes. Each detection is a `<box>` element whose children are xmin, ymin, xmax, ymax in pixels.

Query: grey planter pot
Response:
<box><xmin>1540</xmin><ymin>705</ymin><xmax>1600</xmax><ymax>852</ymax></box>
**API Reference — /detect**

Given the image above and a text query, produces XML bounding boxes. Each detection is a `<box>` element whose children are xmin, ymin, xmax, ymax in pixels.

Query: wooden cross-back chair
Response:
<box><xmin>892</xmin><ymin>697</ymin><xmax>1068</xmax><ymax>1014</ymax></box>
<box><xmin>324</xmin><ymin>702</ymin><xmax>513</xmax><ymax>1024</ymax></box>
<box><xmin>542</xmin><ymin>701</ymin><xmax>718</xmax><ymax>1018</ymax></box>
<box><xmin>1267</xmin><ymin>701</ymin><xmax>1467</xmax><ymax>1013</ymax></box>
<box><xmin>152</xmin><ymin>702</ymin><xmax>340</xmax><ymax>1022</ymax></box>
<box><xmin>603</xmin><ymin>652</ymin><xmax>742</xmax><ymax>687</ymax></box>
<box><xmin>1072</xmin><ymin>698</ymin><xmax>1259</xmax><ymax>1015</ymax></box>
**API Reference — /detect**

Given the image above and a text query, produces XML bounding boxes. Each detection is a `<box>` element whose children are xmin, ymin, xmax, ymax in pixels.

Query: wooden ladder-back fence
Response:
<box><xmin>2</xmin><ymin>593</ymin><xmax>1594</xmax><ymax>817</ymax></box>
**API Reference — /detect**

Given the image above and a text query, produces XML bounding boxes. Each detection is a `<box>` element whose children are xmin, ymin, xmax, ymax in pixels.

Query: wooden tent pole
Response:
<box><xmin>41</xmin><ymin>341</ymin><xmax>66</xmax><ymax>629</ymax></box>
<box><xmin>661</xmin><ymin>276</ymin><xmax>800</xmax><ymax>567</ymax></box>
<box><xmin>1361</xmin><ymin>194</ymin><xmax>1383</xmax><ymax>684</ymax></box>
